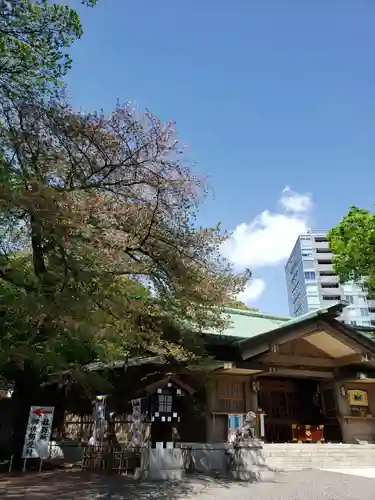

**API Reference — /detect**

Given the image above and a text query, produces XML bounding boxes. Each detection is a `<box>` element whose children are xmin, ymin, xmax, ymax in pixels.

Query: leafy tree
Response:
<box><xmin>0</xmin><ymin>98</ymin><xmax>248</xmax><ymax>378</ymax></box>
<box><xmin>0</xmin><ymin>1</ymin><xmax>249</xmax><ymax>460</ymax></box>
<box><xmin>327</xmin><ymin>206</ymin><xmax>375</xmax><ymax>296</ymax></box>
<box><xmin>0</xmin><ymin>0</ymin><xmax>96</xmax><ymax>98</ymax></box>
<box><xmin>225</xmin><ymin>299</ymin><xmax>259</xmax><ymax>312</ymax></box>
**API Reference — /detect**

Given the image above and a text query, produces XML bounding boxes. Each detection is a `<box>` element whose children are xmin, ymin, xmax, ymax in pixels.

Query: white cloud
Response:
<box><xmin>222</xmin><ymin>186</ymin><xmax>313</xmax><ymax>270</ymax></box>
<box><xmin>279</xmin><ymin>186</ymin><xmax>313</xmax><ymax>213</ymax></box>
<box><xmin>237</xmin><ymin>279</ymin><xmax>266</xmax><ymax>304</ymax></box>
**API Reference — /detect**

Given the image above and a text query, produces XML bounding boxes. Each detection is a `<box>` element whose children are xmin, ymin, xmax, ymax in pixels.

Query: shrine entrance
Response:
<box><xmin>258</xmin><ymin>378</ymin><xmax>323</xmax><ymax>443</ymax></box>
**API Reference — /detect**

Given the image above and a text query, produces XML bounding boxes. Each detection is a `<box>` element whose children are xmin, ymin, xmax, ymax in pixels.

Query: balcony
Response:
<box><xmin>314</xmin><ymin>241</ymin><xmax>330</xmax><ymax>250</ymax></box>
<box><xmin>320</xmin><ymin>287</ymin><xmax>341</xmax><ymax>297</ymax></box>
<box><xmin>319</xmin><ymin>275</ymin><xmax>339</xmax><ymax>285</ymax></box>
<box><xmin>315</xmin><ymin>252</ymin><xmax>333</xmax><ymax>260</ymax></box>
<box><xmin>322</xmin><ymin>294</ymin><xmax>342</xmax><ymax>302</ymax></box>
<box><xmin>316</xmin><ymin>263</ymin><xmax>333</xmax><ymax>273</ymax></box>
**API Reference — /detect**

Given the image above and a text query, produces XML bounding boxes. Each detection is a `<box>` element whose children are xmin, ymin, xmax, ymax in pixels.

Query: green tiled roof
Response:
<box><xmin>355</xmin><ymin>327</ymin><xmax>375</xmax><ymax>343</ymax></box>
<box><xmin>206</xmin><ymin>303</ymin><xmax>348</xmax><ymax>343</ymax></box>
<box><xmin>204</xmin><ymin>308</ymin><xmax>291</xmax><ymax>340</ymax></box>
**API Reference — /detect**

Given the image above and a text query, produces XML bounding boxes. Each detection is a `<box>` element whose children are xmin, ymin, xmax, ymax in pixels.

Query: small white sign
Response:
<box><xmin>22</xmin><ymin>406</ymin><xmax>54</xmax><ymax>459</ymax></box>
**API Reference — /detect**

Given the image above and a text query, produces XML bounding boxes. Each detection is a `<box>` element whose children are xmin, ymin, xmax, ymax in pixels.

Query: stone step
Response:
<box><xmin>261</xmin><ymin>444</ymin><xmax>375</xmax><ymax>471</ymax></box>
<box><xmin>268</xmin><ymin>458</ymin><xmax>375</xmax><ymax>460</ymax></box>
<box><xmin>264</xmin><ymin>452</ymin><xmax>375</xmax><ymax>459</ymax></box>
<box><xmin>263</xmin><ymin>445</ymin><xmax>375</xmax><ymax>449</ymax></box>
<box><xmin>266</xmin><ymin>453</ymin><xmax>375</xmax><ymax>458</ymax></box>
<box><xmin>268</xmin><ymin>460</ymin><xmax>375</xmax><ymax>466</ymax></box>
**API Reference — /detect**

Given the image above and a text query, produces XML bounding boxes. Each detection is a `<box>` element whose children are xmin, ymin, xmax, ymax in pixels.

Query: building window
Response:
<box><xmin>304</xmin><ymin>271</ymin><xmax>316</xmax><ymax>281</ymax></box>
<box><xmin>356</xmin><ymin>296</ymin><xmax>367</xmax><ymax>305</ymax></box>
<box><xmin>292</xmin><ymin>290</ymin><xmax>301</xmax><ymax>305</ymax></box>
<box><xmin>302</xmin><ymin>251</ymin><xmax>313</xmax><ymax>258</ymax></box>
<box><xmin>158</xmin><ymin>394</ymin><xmax>173</xmax><ymax>413</ymax></box>
<box><xmin>344</xmin><ymin>295</ymin><xmax>354</xmax><ymax>304</ymax></box>
<box><xmin>323</xmin><ymin>295</ymin><xmax>341</xmax><ymax>301</ymax></box>
<box><xmin>216</xmin><ymin>380</ymin><xmax>245</xmax><ymax>413</ymax></box>
<box><xmin>315</xmin><ymin>236</ymin><xmax>328</xmax><ymax>243</ymax></box>
<box><xmin>295</xmin><ymin>303</ymin><xmax>305</xmax><ymax>315</ymax></box>
<box><xmin>360</xmin><ymin>308</ymin><xmax>369</xmax><ymax>317</ymax></box>
<box><xmin>303</xmin><ymin>260</ymin><xmax>315</xmax><ymax>270</ymax></box>
<box><xmin>317</xmin><ymin>259</ymin><xmax>332</xmax><ymax>265</ymax></box>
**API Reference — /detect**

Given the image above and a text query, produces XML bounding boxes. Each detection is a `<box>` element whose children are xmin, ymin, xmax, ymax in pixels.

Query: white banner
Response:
<box><xmin>22</xmin><ymin>406</ymin><xmax>54</xmax><ymax>459</ymax></box>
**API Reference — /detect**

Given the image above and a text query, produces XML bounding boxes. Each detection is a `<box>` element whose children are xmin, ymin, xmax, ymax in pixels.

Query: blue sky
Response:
<box><xmin>66</xmin><ymin>0</ymin><xmax>375</xmax><ymax>315</ymax></box>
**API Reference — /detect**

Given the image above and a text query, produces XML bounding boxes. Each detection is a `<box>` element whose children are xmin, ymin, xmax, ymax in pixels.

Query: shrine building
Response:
<box><xmin>204</xmin><ymin>301</ymin><xmax>375</xmax><ymax>444</ymax></box>
<box><xmin>57</xmin><ymin>301</ymin><xmax>375</xmax><ymax>448</ymax></box>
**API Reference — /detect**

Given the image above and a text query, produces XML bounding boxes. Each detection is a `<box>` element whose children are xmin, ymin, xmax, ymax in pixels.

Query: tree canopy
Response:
<box><xmin>224</xmin><ymin>299</ymin><xmax>259</xmax><ymax>312</ymax></box>
<box><xmin>0</xmin><ymin>0</ymin><xmax>97</xmax><ymax>98</ymax></box>
<box><xmin>0</xmin><ymin>1</ymin><xmax>249</xmax><ymax>383</ymax></box>
<box><xmin>327</xmin><ymin>206</ymin><xmax>375</xmax><ymax>297</ymax></box>
<box><xmin>0</xmin><ymin>97</ymin><xmax>248</xmax><ymax>377</ymax></box>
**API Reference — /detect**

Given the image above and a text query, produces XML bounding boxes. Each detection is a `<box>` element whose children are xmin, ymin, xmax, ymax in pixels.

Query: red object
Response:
<box><xmin>33</xmin><ymin>408</ymin><xmax>53</xmax><ymax>417</ymax></box>
<box><xmin>291</xmin><ymin>424</ymin><xmax>324</xmax><ymax>443</ymax></box>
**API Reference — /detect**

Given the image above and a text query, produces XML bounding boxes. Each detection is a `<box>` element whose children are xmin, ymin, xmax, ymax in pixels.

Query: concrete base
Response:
<box><xmin>138</xmin><ymin>448</ymin><xmax>184</xmax><ymax>481</ymax></box>
<box><xmin>227</xmin><ymin>441</ymin><xmax>275</xmax><ymax>482</ymax></box>
<box><xmin>187</xmin><ymin>443</ymin><xmax>229</xmax><ymax>475</ymax></box>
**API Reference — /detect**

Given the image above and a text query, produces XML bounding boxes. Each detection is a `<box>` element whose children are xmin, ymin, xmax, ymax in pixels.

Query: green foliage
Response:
<box><xmin>225</xmin><ymin>300</ymin><xmax>259</xmax><ymax>312</ymax></box>
<box><xmin>0</xmin><ymin>0</ymin><xmax>95</xmax><ymax>98</ymax></box>
<box><xmin>0</xmin><ymin>252</ymin><xmax>152</xmax><ymax>377</ymax></box>
<box><xmin>0</xmin><ymin>0</ymin><xmax>248</xmax><ymax>382</ymax></box>
<box><xmin>0</xmin><ymin>99</ymin><xmax>247</xmax><ymax>378</ymax></box>
<box><xmin>327</xmin><ymin>206</ymin><xmax>375</xmax><ymax>296</ymax></box>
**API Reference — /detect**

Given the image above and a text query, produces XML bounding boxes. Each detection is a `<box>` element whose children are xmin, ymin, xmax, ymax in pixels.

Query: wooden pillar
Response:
<box><xmin>246</xmin><ymin>377</ymin><xmax>259</xmax><ymax>412</ymax></box>
<box><xmin>205</xmin><ymin>376</ymin><xmax>216</xmax><ymax>442</ymax></box>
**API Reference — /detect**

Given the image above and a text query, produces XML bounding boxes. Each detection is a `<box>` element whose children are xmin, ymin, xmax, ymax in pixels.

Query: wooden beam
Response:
<box><xmin>241</xmin><ymin>322</ymin><xmax>321</xmax><ymax>360</ymax></box>
<box><xmin>262</xmin><ymin>367</ymin><xmax>334</xmax><ymax>379</ymax></box>
<box><xmin>241</xmin><ymin>320</ymin><xmax>368</xmax><ymax>361</ymax></box>
<box><xmin>260</xmin><ymin>353</ymin><xmax>335</xmax><ymax>368</ymax></box>
<box><xmin>334</xmin><ymin>352</ymin><xmax>374</xmax><ymax>367</ymax></box>
<box><xmin>259</xmin><ymin>352</ymin><xmax>374</xmax><ymax>369</ymax></box>
<box><xmin>218</xmin><ymin>361</ymin><xmax>265</xmax><ymax>373</ymax></box>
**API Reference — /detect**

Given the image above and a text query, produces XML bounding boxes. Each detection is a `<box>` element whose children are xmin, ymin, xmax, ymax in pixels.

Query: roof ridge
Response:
<box><xmin>223</xmin><ymin>307</ymin><xmax>291</xmax><ymax>322</ymax></box>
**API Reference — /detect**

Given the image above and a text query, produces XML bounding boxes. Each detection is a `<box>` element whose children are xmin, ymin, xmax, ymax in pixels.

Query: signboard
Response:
<box><xmin>22</xmin><ymin>406</ymin><xmax>54</xmax><ymax>459</ymax></box>
<box><xmin>348</xmin><ymin>389</ymin><xmax>368</xmax><ymax>407</ymax></box>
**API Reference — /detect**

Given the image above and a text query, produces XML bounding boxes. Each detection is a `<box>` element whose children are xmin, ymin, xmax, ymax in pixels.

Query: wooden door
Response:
<box><xmin>258</xmin><ymin>379</ymin><xmax>299</xmax><ymax>442</ymax></box>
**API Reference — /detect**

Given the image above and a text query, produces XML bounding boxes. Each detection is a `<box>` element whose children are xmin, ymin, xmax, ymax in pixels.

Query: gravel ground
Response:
<box><xmin>1</xmin><ymin>469</ymin><xmax>375</xmax><ymax>500</ymax></box>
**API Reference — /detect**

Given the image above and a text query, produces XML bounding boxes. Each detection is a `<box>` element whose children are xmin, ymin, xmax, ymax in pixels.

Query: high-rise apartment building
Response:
<box><xmin>285</xmin><ymin>230</ymin><xmax>375</xmax><ymax>327</ymax></box>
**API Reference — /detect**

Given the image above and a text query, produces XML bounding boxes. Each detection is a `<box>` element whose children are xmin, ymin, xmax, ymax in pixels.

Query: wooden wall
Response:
<box><xmin>205</xmin><ymin>373</ymin><xmax>257</xmax><ymax>442</ymax></box>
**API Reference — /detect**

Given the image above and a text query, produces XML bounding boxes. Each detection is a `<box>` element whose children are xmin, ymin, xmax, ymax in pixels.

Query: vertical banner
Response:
<box><xmin>90</xmin><ymin>395</ymin><xmax>107</xmax><ymax>446</ymax></box>
<box><xmin>22</xmin><ymin>406</ymin><xmax>54</xmax><ymax>459</ymax></box>
<box><xmin>131</xmin><ymin>398</ymin><xmax>142</xmax><ymax>445</ymax></box>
